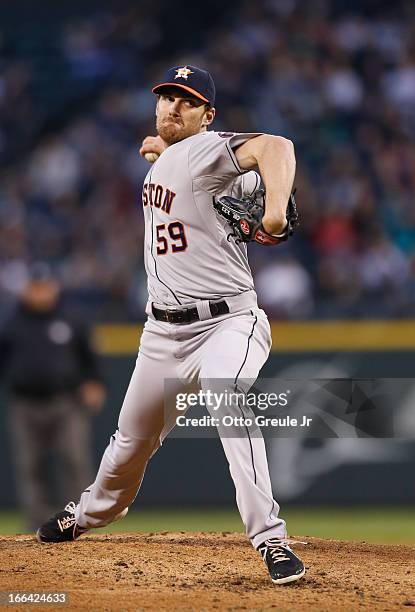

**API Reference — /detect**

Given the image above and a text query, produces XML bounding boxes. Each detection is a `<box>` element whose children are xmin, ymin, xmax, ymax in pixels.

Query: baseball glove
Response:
<box><xmin>213</xmin><ymin>188</ymin><xmax>299</xmax><ymax>246</ymax></box>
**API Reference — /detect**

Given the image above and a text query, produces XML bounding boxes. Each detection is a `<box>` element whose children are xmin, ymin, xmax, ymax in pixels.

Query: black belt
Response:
<box><xmin>152</xmin><ymin>300</ymin><xmax>229</xmax><ymax>324</ymax></box>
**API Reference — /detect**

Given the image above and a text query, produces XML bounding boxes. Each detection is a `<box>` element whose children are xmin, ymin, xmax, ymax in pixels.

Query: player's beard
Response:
<box><xmin>156</xmin><ymin>115</ymin><xmax>202</xmax><ymax>145</ymax></box>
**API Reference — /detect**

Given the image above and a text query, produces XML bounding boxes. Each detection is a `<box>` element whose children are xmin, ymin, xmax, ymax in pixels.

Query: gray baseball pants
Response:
<box><xmin>75</xmin><ymin>291</ymin><xmax>287</xmax><ymax>549</ymax></box>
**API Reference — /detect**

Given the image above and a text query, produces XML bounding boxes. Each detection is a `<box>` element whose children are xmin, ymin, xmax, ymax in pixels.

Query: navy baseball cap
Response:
<box><xmin>152</xmin><ymin>65</ymin><xmax>216</xmax><ymax>106</ymax></box>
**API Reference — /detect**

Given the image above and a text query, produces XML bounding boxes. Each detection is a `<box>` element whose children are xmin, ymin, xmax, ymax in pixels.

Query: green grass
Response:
<box><xmin>2</xmin><ymin>507</ymin><xmax>414</xmax><ymax>544</ymax></box>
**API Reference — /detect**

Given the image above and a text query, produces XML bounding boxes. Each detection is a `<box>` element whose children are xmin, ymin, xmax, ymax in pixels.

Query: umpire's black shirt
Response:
<box><xmin>0</xmin><ymin>303</ymin><xmax>100</xmax><ymax>399</ymax></box>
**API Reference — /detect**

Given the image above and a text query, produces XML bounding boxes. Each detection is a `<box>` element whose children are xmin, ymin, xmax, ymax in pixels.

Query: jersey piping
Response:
<box><xmin>147</xmin><ymin>165</ymin><xmax>182</xmax><ymax>305</ymax></box>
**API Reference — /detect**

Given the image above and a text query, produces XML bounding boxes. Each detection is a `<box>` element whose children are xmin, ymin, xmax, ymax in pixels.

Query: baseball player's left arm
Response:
<box><xmin>234</xmin><ymin>135</ymin><xmax>296</xmax><ymax>235</ymax></box>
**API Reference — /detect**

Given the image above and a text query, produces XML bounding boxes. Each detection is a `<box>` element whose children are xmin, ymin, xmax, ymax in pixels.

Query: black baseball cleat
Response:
<box><xmin>36</xmin><ymin>502</ymin><xmax>88</xmax><ymax>543</ymax></box>
<box><xmin>258</xmin><ymin>538</ymin><xmax>305</xmax><ymax>585</ymax></box>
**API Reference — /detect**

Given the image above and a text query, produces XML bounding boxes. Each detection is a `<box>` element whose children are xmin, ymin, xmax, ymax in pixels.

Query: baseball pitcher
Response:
<box><xmin>36</xmin><ymin>65</ymin><xmax>305</xmax><ymax>585</ymax></box>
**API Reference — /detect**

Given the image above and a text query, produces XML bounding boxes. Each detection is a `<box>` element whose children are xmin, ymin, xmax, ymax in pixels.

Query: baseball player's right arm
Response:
<box><xmin>139</xmin><ymin>135</ymin><xmax>168</xmax><ymax>158</ymax></box>
<box><xmin>234</xmin><ymin>135</ymin><xmax>296</xmax><ymax>236</ymax></box>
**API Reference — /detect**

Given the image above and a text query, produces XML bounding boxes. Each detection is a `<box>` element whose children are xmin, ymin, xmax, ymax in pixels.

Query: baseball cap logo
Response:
<box><xmin>174</xmin><ymin>66</ymin><xmax>194</xmax><ymax>80</ymax></box>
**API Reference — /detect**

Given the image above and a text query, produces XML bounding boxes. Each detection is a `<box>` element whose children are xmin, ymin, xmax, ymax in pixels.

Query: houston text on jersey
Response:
<box><xmin>142</xmin><ymin>182</ymin><xmax>176</xmax><ymax>214</ymax></box>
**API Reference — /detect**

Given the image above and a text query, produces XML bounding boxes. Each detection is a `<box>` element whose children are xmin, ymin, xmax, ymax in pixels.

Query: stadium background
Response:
<box><xmin>0</xmin><ymin>0</ymin><xmax>414</xmax><ymax>542</ymax></box>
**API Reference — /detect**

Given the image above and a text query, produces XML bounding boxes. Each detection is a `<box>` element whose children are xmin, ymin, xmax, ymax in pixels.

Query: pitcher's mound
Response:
<box><xmin>0</xmin><ymin>532</ymin><xmax>414</xmax><ymax>611</ymax></box>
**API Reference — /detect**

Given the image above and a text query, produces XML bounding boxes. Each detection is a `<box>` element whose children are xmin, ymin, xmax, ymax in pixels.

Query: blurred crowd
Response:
<box><xmin>1</xmin><ymin>0</ymin><xmax>415</xmax><ymax>320</ymax></box>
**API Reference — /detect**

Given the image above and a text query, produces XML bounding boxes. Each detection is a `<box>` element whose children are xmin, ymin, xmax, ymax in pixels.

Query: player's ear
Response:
<box><xmin>202</xmin><ymin>106</ymin><xmax>215</xmax><ymax>127</ymax></box>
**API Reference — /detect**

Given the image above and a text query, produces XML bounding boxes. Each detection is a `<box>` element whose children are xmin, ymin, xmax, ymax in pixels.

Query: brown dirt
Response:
<box><xmin>0</xmin><ymin>532</ymin><xmax>414</xmax><ymax>611</ymax></box>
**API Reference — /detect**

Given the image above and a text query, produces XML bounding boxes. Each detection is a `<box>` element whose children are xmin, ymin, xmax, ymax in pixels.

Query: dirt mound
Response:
<box><xmin>0</xmin><ymin>532</ymin><xmax>414</xmax><ymax>611</ymax></box>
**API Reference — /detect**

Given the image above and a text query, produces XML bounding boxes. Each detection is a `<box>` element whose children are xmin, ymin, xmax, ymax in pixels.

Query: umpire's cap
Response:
<box><xmin>152</xmin><ymin>65</ymin><xmax>216</xmax><ymax>106</ymax></box>
<box><xmin>28</xmin><ymin>261</ymin><xmax>59</xmax><ymax>283</ymax></box>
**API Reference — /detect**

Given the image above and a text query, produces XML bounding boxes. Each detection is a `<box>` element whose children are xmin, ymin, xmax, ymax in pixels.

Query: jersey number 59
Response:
<box><xmin>156</xmin><ymin>222</ymin><xmax>188</xmax><ymax>255</ymax></box>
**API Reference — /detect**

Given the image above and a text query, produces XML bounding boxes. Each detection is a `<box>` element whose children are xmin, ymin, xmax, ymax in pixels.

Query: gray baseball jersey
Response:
<box><xmin>142</xmin><ymin>131</ymin><xmax>263</xmax><ymax>305</ymax></box>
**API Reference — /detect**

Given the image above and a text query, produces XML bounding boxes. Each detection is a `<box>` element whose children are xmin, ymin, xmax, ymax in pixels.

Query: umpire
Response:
<box><xmin>0</xmin><ymin>263</ymin><xmax>106</xmax><ymax>530</ymax></box>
